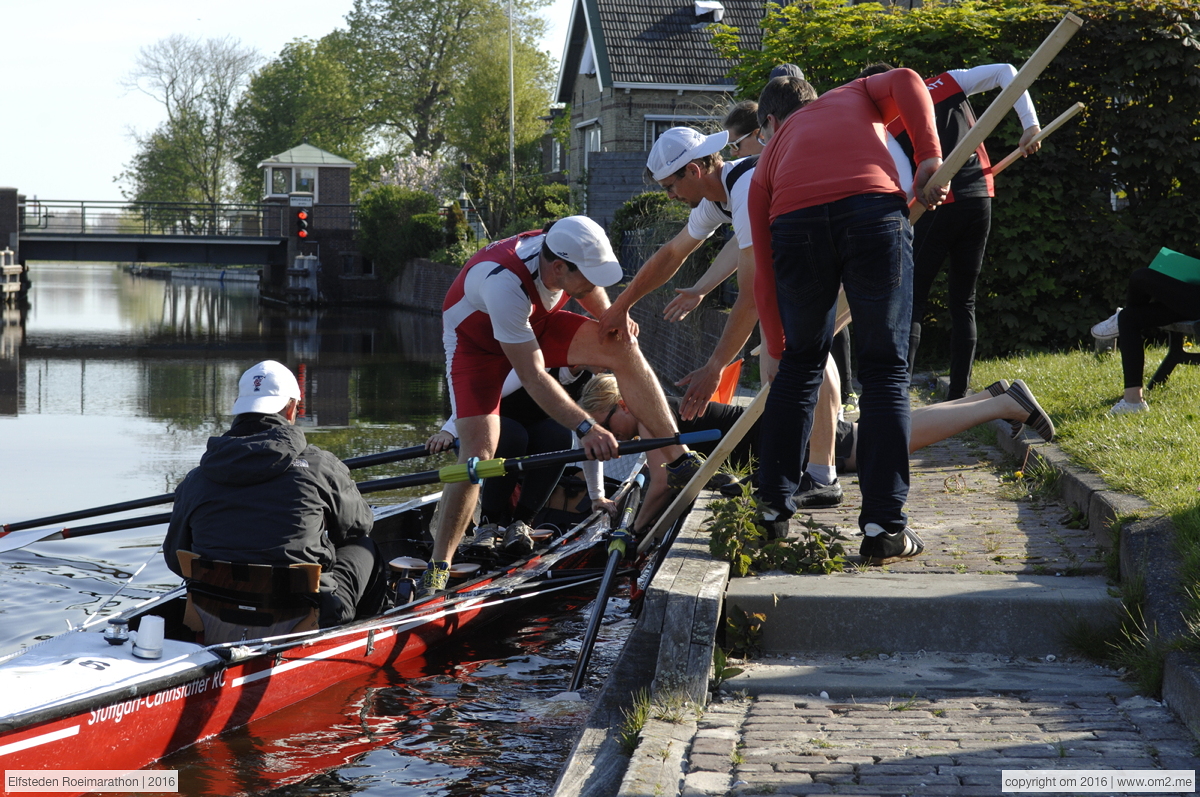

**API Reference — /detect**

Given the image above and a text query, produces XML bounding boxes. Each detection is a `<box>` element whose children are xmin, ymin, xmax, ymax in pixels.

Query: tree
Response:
<box><xmin>120</xmin><ymin>35</ymin><xmax>261</xmax><ymax>206</ymax></box>
<box><xmin>344</xmin><ymin>0</ymin><xmax>550</xmax><ymax>159</ymax></box>
<box><xmin>231</xmin><ymin>34</ymin><xmax>374</xmax><ymax>201</ymax></box>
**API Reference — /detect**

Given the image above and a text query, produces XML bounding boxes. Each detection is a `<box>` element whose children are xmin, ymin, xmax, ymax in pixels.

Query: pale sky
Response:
<box><xmin>1</xmin><ymin>0</ymin><xmax>574</xmax><ymax>202</ymax></box>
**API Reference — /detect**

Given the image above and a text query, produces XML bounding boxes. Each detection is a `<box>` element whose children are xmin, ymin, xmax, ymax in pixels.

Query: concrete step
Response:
<box><xmin>725</xmin><ymin>572</ymin><xmax>1122</xmax><ymax>657</ymax></box>
<box><xmin>721</xmin><ymin>650</ymin><xmax>1138</xmax><ymax>699</ymax></box>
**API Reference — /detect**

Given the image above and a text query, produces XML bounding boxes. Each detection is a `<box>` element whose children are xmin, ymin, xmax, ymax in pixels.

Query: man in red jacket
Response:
<box><xmin>748</xmin><ymin>72</ymin><xmax>947</xmax><ymax>564</ymax></box>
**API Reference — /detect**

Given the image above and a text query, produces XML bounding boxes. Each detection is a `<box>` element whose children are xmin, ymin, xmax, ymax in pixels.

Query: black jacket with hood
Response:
<box><xmin>163</xmin><ymin>413</ymin><xmax>373</xmax><ymax>579</ymax></box>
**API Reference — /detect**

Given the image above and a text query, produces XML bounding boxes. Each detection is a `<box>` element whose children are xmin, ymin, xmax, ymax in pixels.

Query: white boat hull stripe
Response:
<box><xmin>0</xmin><ymin>725</ymin><xmax>80</xmax><ymax>757</ymax></box>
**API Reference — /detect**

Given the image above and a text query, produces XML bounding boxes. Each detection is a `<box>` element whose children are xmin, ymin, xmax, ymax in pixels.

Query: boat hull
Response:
<box><xmin>0</xmin><ymin>520</ymin><xmax>610</xmax><ymax>794</ymax></box>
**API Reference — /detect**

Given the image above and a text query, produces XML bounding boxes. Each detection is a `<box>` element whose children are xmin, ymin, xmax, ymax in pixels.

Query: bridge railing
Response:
<box><xmin>17</xmin><ymin>200</ymin><xmax>358</xmax><ymax>238</ymax></box>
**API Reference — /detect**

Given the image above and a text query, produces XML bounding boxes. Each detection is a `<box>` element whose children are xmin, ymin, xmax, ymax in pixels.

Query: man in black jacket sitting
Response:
<box><xmin>163</xmin><ymin>360</ymin><xmax>386</xmax><ymax>627</ymax></box>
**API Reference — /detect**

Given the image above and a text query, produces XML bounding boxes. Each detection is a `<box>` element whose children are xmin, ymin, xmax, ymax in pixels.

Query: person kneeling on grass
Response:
<box><xmin>580</xmin><ymin>374</ymin><xmax>1054</xmax><ymax>541</ymax></box>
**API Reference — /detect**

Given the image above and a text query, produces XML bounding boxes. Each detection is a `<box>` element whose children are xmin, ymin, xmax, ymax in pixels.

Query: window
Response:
<box><xmin>297</xmin><ymin>168</ymin><xmax>316</xmax><ymax>194</ymax></box>
<box><xmin>583</xmin><ymin>125</ymin><xmax>602</xmax><ymax>171</ymax></box>
<box><xmin>551</xmin><ymin>140</ymin><xmax>563</xmax><ymax>173</ymax></box>
<box><xmin>270</xmin><ymin>168</ymin><xmax>292</xmax><ymax>196</ymax></box>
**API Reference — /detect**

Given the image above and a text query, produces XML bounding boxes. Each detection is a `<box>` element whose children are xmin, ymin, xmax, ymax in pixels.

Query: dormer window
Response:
<box><xmin>693</xmin><ymin>0</ymin><xmax>724</xmax><ymax>24</ymax></box>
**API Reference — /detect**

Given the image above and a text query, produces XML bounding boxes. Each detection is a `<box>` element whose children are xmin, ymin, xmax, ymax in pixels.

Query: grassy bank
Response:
<box><xmin>969</xmin><ymin>345</ymin><xmax>1200</xmax><ymax>649</ymax></box>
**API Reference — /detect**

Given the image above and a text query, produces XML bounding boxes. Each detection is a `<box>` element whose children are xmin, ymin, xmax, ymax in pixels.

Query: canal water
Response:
<box><xmin>0</xmin><ymin>263</ymin><xmax>629</xmax><ymax>795</ymax></box>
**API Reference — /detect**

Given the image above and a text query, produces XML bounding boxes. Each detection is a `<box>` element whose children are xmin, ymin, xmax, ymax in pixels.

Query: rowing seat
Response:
<box><xmin>177</xmin><ymin>551</ymin><xmax>322</xmax><ymax>644</ymax></box>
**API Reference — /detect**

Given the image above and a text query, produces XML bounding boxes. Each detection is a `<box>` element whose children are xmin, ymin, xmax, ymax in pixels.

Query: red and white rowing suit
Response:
<box><xmin>442</xmin><ymin>231</ymin><xmax>589</xmax><ymax>418</ymax></box>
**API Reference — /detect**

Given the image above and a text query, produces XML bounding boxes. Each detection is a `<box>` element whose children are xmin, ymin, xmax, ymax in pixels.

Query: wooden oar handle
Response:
<box><xmin>990</xmin><ymin>102</ymin><xmax>1085</xmax><ymax>177</ymax></box>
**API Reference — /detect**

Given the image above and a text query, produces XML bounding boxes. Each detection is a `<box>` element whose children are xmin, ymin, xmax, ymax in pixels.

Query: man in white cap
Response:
<box><xmin>164</xmin><ymin>360</ymin><xmax>386</xmax><ymax>627</ymax></box>
<box><xmin>427</xmin><ymin>216</ymin><xmax>697</xmax><ymax>595</ymax></box>
<box><xmin>600</xmin><ymin>123</ymin><xmax>846</xmax><ymax>518</ymax></box>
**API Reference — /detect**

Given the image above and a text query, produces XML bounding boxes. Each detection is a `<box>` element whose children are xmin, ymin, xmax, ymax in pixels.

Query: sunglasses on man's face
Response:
<box><xmin>727</xmin><ymin>129</ymin><xmax>758</xmax><ymax>154</ymax></box>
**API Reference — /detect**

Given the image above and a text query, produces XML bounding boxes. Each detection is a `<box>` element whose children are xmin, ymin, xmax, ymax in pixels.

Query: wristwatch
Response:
<box><xmin>575</xmin><ymin>418</ymin><xmax>597</xmax><ymax>439</ymax></box>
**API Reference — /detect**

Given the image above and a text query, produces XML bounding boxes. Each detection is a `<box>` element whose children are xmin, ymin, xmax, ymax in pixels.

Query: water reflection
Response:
<box><xmin>0</xmin><ymin>264</ymin><xmax>456</xmax><ymax>653</ymax></box>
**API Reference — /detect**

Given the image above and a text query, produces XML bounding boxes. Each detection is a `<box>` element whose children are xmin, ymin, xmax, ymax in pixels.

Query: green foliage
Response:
<box><xmin>609</xmin><ymin>192</ymin><xmax>691</xmax><ymax>250</ymax></box>
<box><xmin>618</xmin><ymin>689</ymin><xmax>652</xmax><ymax>755</ymax></box>
<box><xmin>710</xmin><ymin>647</ymin><xmax>745</xmax><ymax>693</ymax></box>
<box><xmin>706</xmin><ymin>487</ymin><xmax>849</xmax><ymax>577</ymax></box>
<box><xmin>231</xmin><ymin>34</ymin><xmax>373</xmax><ymax>201</ymax></box>
<box><xmin>356</xmin><ymin>185</ymin><xmax>442</xmax><ymax>280</ymax></box>
<box><xmin>714</xmin><ymin>0</ymin><xmax>1200</xmax><ymax>357</ymax></box>
<box><xmin>120</xmin><ymin>35</ymin><xmax>261</xmax><ymax>206</ymax></box>
<box><xmin>725</xmin><ymin>605</ymin><xmax>766</xmax><ymax>659</ymax></box>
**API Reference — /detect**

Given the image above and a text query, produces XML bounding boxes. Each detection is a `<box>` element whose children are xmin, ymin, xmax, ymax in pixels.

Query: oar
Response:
<box><xmin>907</xmin><ymin>12</ymin><xmax>1084</xmax><ymax>225</ymax></box>
<box><xmin>2</xmin><ymin>443</ymin><xmax>435</xmax><ymax>535</ymax></box>
<box><xmin>989</xmin><ymin>102</ymin><xmax>1085</xmax><ymax>178</ymax></box>
<box><xmin>0</xmin><ymin>433</ymin><xmax>718</xmax><ymax>554</ymax></box>
<box><xmin>568</xmin><ymin>472</ymin><xmax>645</xmax><ymax>692</ymax></box>
<box><xmin>356</xmin><ymin>430</ymin><xmax>721</xmax><ymax>495</ymax></box>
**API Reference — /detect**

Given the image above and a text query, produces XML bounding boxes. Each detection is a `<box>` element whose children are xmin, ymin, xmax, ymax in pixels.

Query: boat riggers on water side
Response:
<box><xmin>0</xmin><ymin>428</ymin><xmax>724</xmax><ymax>791</ymax></box>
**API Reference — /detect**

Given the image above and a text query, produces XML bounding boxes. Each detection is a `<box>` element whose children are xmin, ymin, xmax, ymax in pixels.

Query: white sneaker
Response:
<box><xmin>1091</xmin><ymin>308</ymin><xmax>1122</xmax><ymax>339</ymax></box>
<box><xmin>1110</xmin><ymin>398</ymin><xmax>1149</xmax><ymax>415</ymax></box>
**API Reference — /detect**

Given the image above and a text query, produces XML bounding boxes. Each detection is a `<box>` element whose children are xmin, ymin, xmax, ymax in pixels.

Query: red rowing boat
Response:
<box><xmin>0</xmin><ymin>477</ymin><xmax>640</xmax><ymax>795</ymax></box>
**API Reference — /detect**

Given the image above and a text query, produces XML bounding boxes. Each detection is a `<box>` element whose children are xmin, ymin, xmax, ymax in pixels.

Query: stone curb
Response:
<box><xmin>551</xmin><ymin>494</ymin><xmax>728</xmax><ymax>797</ymax></box>
<box><xmin>987</xmin><ymin>416</ymin><xmax>1200</xmax><ymax>741</ymax></box>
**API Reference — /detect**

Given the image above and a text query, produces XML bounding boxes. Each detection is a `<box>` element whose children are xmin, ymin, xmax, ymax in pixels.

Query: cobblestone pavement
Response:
<box><xmin>804</xmin><ymin>432</ymin><xmax>1107</xmax><ymax>576</ymax></box>
<box><xmin>687</xmin><ymin>690</ymin><xmax>1199</xmax><ymax>796</ymax></box>
<box><xmin>674</xmin><ymin>407</ymin><xmax>1199</xmax><ymax>796</ymax></box>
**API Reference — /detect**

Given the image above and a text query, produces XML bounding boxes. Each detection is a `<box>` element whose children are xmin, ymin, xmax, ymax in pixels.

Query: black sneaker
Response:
<box><xmin>859</xmin><ymin>524</ymin><xmax>924</xmax><ymax>565</ymax></box>
<box><xmin>762</xmin><ymin>517</ymin><xmax>790</xmax><ymax>541</ymax></box>
<box><xmin>664</xmin><ymin>451</ymin><xmax>706</xmax><ymax>490</ymax></box>
<box><xmin>706</xmin><ymin>471</ymin><xmax>740</xmax><ymax>490</ymax></box>
<box><xmin>794</xmin><ymin>474</ymin><xmax>843</xmax><ymax>508</ymax></box>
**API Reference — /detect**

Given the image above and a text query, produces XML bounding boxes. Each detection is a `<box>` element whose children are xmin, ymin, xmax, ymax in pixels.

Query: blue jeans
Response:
<box><xmin>758</xmin><ymin>193</ymin><xmax>913</xmax><ymax>533</ymax></box>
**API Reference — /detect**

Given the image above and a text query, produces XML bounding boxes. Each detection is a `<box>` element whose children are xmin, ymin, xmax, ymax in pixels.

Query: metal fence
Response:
<box><xmin>17</xmin><ymin>200</ymin><xmax>358</xmax><ymax>238</ymax></box>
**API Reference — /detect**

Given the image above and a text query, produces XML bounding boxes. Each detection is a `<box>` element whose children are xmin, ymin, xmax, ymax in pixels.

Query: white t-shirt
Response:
<box><xmin>685</xmin><ymin>157</ymin><xmax>756</xmax><ymax>250</ymax></box>
<box><xmin>460</xmin><ymin>234</ymin><xmax>561</xmax><ymax>345</ymax></box>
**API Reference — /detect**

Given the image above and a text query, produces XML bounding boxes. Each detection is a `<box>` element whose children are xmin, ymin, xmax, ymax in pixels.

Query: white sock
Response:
<box><xmin>805</xmin><ymin>464</ymin><xmax>836</xmax><ymax>485</ymax></box>
<box><xmin>863</xmin><ymin>522</ymin><xmax>886</xmax><ymax>538</ymax></box>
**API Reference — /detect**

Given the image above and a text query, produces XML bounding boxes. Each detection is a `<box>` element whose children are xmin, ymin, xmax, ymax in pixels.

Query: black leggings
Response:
<box><xmin>481</xmin><ymin>415</ymin><xmax>571</xmax><ymax>525</ymax></box>
<box><xmin>1118</xmin><ymin>268</ymin><xmax>1200</xmax><ymax>389</ymax></box>
<box><xmin>908</xmin><ymin>197</ymin><xmax>992</xmax><ymax>399</ymax></box>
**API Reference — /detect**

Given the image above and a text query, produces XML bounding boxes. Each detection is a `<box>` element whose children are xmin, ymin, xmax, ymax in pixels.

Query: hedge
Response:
<box><xmin>713</xmin><ymin>0</ymin><xmax>1200</xmax><ymax>357</ymax></box>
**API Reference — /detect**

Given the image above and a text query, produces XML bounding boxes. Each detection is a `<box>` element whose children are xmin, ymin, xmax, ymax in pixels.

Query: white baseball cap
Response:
<box><xmin>544</xmin><ymin>216</ymin><xmax>623</xmax><ymax>288</ymax></box>
<box><xmin>647</xmin><ymin>127</ymin><xmax>729</xmax><ymax>181</ymax></box>
<box><xmin>232</xmin><ymin>360</ymin><xmax>302</xmax><ymax>415</ymax></box>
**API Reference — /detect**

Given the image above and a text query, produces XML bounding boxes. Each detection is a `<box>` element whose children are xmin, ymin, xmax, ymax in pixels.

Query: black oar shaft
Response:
<box><xmin>568</xmin><ymin>476</ymin><xmax>644</xmax><ymax>692</ymax></box>
<box><xmin>342</xmin><ymin>444</ymin><xmax>429</xmax><ymax>469</ymax></box>
<box><xmin>357</xmin><ymin>429</ymin><xmax>719</xmax><ymax>495</ymax></box>
<box><xmin>3</xmin><ymin>493</ymin><xmax>175</xmax><ymax>533</ymax></box>
<box><xmin>4</xmin><ymin>444</ymin><xmax>437</xmax><ymax>534</ymax></box>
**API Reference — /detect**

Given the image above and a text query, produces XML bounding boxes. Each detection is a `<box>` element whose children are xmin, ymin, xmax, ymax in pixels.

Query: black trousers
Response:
<box><xmin>908</xmin><ymin>197</ymin><xmax>992</xmax><ymax>399</ymax></box>
<box><xmin>1118</xmin><ymin>268</ymin><xmax>1200</xmax><ymax>389</ymax></box>
<box><xmin>319</xmin><ymin>536</ymin><xmax>388</xmax><ymax>627</ymax></box>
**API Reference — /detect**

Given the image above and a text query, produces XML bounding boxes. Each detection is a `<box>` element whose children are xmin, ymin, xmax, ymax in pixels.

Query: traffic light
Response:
<box><xmin>296</xmin><ymin>209</ymin><xmax>310</xmax><ymax>239</ymax></box>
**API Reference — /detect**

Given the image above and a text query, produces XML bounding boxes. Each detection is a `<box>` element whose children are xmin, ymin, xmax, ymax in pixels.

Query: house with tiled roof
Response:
<box><xmin>553</xmin><ymin>0</ymin><xmax>765</xmax><ymax>227</ymax></box>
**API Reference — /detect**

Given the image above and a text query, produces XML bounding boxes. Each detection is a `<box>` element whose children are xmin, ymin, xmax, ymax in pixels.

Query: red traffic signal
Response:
<box><xmin>296</xmin><ymin>209</ymin><xmax>310</xmax><ymax>239</ymax></box>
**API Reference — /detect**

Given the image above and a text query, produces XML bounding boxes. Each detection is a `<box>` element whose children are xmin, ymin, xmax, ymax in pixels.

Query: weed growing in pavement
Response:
<box><xmin>710</xmin><ymin>647</ymin><xmax>745</xmax><ymax>694</ymax></box>
<box><xmin>1061</xmin><ymin>573</ymin><xmax>1174</xmax><ymax>697</ymax></box>
<box><xmin>725</xmin><ymin>605</ymin><xmax>766</xmax><ymax>659</ymax></box>
<box><xmin>706</xmin><ymin>486</ymin><xmax>849</xmax><ymax>577</ymax></box>
<box><xmin>618</xmin><ymin>690</ymin><xmax>652</xmax><ymax>754</ymax></box>
<box><xmin>888</xmin><ymin>693</ymin><xmax>921</xmax><ymax>711</ymax></box>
